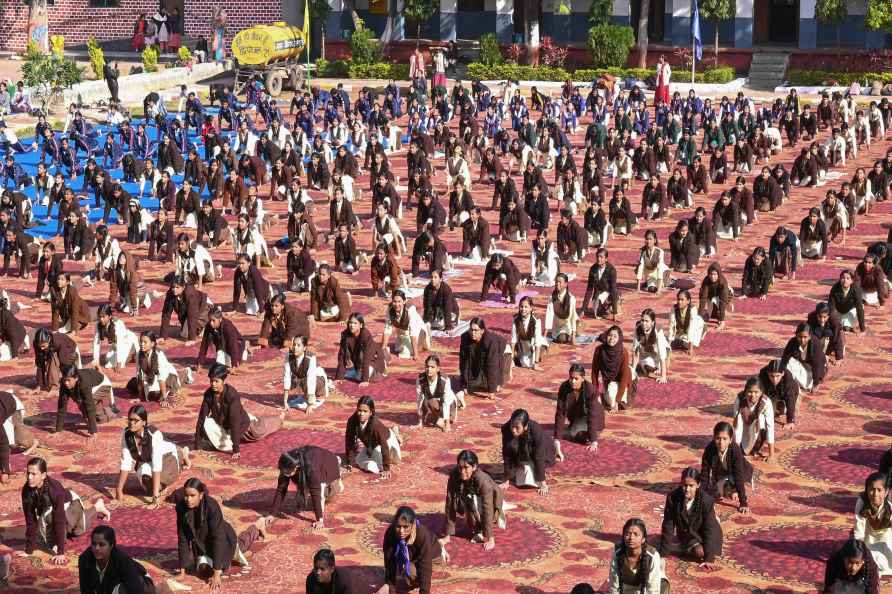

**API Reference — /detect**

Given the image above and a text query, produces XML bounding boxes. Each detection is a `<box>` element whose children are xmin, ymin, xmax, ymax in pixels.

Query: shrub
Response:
<box><xmin>702</xmin><ymin>66</ymin><xmax>736</xmax><ymax>83</ymax></box>
<box><xmin>540</xmin><ymin>36</ymin><xmax>568</xmax><ymax>69</ymax></box>
<box><xmin>479</xmin><ymin>33</ymin><xmax>503</xmax><ymax>67</ymax></box>
<box><xmin>349</xmin><ymin>19</ymin><xmax>383</xmax><ymax>65</ymax></box>
<box><xmin>787</xmin><ymin>69</ymin><xmax>892</xmax><ymax>86</ymax></box>
<box><xmin>504</xmin><ymin>43</ymin><xmax>524</xmax><ymax>64</ymax></box>
<box><xmin>87</xmin><ymin>37</ymin><xmax>105</xmax><ymax>79</ymax></box>
<box><xmin>50</xmin><ymin>35</ymin><xmax>65</xmax><ymax>57</ymax></box>
<box><xmin>142</xmin><ymin>45</ymin><xmax>159</xmax><ymax>73</ymax></box>
<box><xmin>587</xmin><ymin>25</ymin><xmax>635</xmax><ymax>69</ymax></box>
<box><xmin>345</xmin><ymin>62</ymin><xmax>410</xmax><ymax>79</ymax></box>
<box><xmin>177</xmin><ymin>45</ymin><xmax>193</xmax><ymax>66</ymax></box>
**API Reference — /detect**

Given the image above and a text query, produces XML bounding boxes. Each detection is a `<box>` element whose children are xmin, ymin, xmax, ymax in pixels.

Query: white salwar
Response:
<box><xmin>530</xmin><ymin>244</ymin><xmax>560</xmax><ymax>286</ymax></box>
<box><xmin>384</xmin><ymin>305</ymin><xmax>427</xmax><ymax>359</ymax></box>
<box><xmin>668</xmin><ymin>309</ymin><xmax>707</xmax><ymax>347</ymax></box>
<box><xmin>785</xmin><ymin>356</ymin><xmax>814</xmax><ymax>391</ymax></box>
<box><xmin>733</xmin><ymin>397</ymin><xmax>775</xmax><ymax>454</ymax></box>
<box><xmin>632</xmin><ymin>329</ymin><xmax>670</xmax><ymax>375</ymax></box>
<box><xmin>510</xmin><ymin>314</ymin><xmax>547</xmax><ymax>368</ymax></box>
<box><xmin>636</xmin><ymin>247</ymin><xmax>669</xmax><ymax>290</ymax></box>
<box><xmin>415</xmin><ymin>375</ymin><xmax>457</xmax><ymax>423</ymax></box>
<box><xmin>282</xmin><ymin>353</ymin><xmax>329</xmax><ymax>409</ymax></box>
<box><xmin>0</xmin><ymin>333</ymin><xmax>29</xmax><ymax>361</ymax></box>
<box><xmin>355</xmin><ymin>425</ymin><xmax>402</xmax><ymax>474</ymax></box>
<box><xmin>119</xmin><ymin>427</ymin><xmax>180</xmax><ymax>480</ymax></box>
<box><xmin>138</xmin><ymin>350</ymin><xmax>181</xmax><ymax>395</ymax></box>
<box><xmin>545</xmin><ymin>292</ymin><xmax>578</xmax><ymax>340</ymax></box>
<box><xmin>92</xmin><ymin>319</ymin><xmax>139</xmax><ymax>370</ymax></box>
<box><xmin>175</xmin><ymin>244</ymin><xmax>216</xmax><ymax>281</ymax></box>
<box><xmin>232</xmin><ymin>228</ymin><xmax>270</xmax><ymax>264</ymax></box>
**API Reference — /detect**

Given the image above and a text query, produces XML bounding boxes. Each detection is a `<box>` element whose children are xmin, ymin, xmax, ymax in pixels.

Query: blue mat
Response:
<box><xmin>6</xmin><ymin>109</ymin><xmax>236</xmax><ymax>239</ymax></box>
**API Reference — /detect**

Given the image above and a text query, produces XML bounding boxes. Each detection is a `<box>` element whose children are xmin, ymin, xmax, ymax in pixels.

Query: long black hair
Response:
<box><xmin>21</xmin><ymin>457</ymin><xmax>52</xmax><ymax>519</ymax></box>
<box><xmin>278</xmin><ymin>447</ymin><xmax>310</xmax><ymax>495</ymax></box>
<box><xmin>616</xmin><ymin>518</ymin><xmax>651</xmax><ymax>594</ymax></box>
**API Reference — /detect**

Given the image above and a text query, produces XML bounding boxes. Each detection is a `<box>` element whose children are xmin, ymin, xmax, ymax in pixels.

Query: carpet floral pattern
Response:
<box><xmin>0</xmin><ymin>88</ymin><xmax>890</xmax><ymax>594</ymax></box>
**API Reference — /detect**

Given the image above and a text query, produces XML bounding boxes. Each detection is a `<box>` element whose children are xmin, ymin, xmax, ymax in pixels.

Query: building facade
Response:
<box><xmin>335</xmin><ymin>0</ymin><xmax>889</xmax><ymax>49</ymax></box>
<box><xmin>0</xmin><ymin>0</ymin><xmax>886</xmax><ymax>53</ymax></box>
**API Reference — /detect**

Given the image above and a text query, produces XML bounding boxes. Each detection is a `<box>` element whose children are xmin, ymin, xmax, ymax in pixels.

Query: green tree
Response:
<box><xmin>403</xmin><ymin>0</ymin><xmax>437</xmax><ymax>45</ymax></box>
<box><xmin>866</xmin><ymin>0</ymin><xmax>892</xmax><ymax>32</ymax></box>
<box><xmin>20</xmin><ymin>41</ymin><xmax>83</xmax><ymax>111</ymax></box>
<box><xmin>699</xmin><ymin>0</ymin><xmax>735</xmax><ymax>62</ymax></box>
<box><xmin>86</xmin><ymin>36</ymin><xmax>105</xmax><ymax>80</ymax></box>
<box><xmin>815</xmin><ymin>0</ymin><xmax>847</xmax><ymax>47</ymax></box>
<box><xmin>588</xmin><ymin>0</ymin><xmax>612</xmax><ymax>25</ymax></box>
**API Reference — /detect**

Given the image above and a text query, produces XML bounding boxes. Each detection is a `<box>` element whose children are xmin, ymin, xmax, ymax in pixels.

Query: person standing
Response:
<box><xmin>211</xmin><ymin>8</ymin><xmax>227</xmax><ymax>62</ymax></box>
<box><xmin>656</xmin><ymin>55</ymin><xmax>671</xmax><ymax>106</ymax></box>
<box><xmin>103</xmin><ymin>62</ymin><xmax>120</xmax><ymax>104</ymax></box>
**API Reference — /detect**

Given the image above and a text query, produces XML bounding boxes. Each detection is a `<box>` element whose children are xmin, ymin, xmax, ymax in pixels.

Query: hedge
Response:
<box><xmin>317</xmin><ymin>59</ymin><xmax>409</xmax><ymax>80</ymax></box>
<box><xmin>466</xmin><ymin>63</ymin><xmax>737</xmax><ymax>84</ymax></box>
<box><xmin>787</xmin><ymin>69</ymin><xmax>892</xmax><ymax>86</ymax></box>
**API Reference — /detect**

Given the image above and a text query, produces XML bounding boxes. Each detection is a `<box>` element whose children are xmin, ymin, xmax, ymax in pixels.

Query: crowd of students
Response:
<box><xmin>0</xmin><ymin>55</ymin><xmax>889</xmax><ymax>593</ymax></box>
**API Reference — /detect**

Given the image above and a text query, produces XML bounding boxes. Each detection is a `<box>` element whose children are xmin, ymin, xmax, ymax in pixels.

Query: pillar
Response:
<box><xmin>735</xmin><ymin>0</ymin><xmax>752</xmax><ymax>48</ymax></box>
<box><xmin>495</xmin><ymin>0</ymin><xmax>514</xmax><ymax>42</ymax></box>
<box><xmin>440</xmin><ymin>0</ymin><xmax>457</xmax><ymax>41</ymax></box>
<box><xmin>799</xmin><ymin>0</ymin><xmax>817</xmax><ymax>49</ymax></box>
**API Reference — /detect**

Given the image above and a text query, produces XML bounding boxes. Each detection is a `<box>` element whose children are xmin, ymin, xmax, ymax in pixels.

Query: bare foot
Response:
<box><xmin>180</xmin><ymin>447</ymin><xmax>192</xmax><ymax>469</ymax></box>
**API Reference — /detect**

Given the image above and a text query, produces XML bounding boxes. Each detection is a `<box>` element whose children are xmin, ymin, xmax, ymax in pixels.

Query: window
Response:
<box><xmin>89</xmin><ymin>0</ymin><xmax>120</xmax><ymax>6</ymax></box>
<box><xmin>457</xmin><ymin>0</ymin><xmax>484</xmax><ymax>10</ymax></box>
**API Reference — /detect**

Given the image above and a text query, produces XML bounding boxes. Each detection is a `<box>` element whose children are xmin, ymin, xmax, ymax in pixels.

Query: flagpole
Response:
<box><xmin>305</xmin><ymin>0</ymin><xmax>311</xmax><ymax>91</ymax></box>
<box><xmin>691</xmin><ymin>38</ymin><xmax>695</xmax><ymax>87</ymax></box>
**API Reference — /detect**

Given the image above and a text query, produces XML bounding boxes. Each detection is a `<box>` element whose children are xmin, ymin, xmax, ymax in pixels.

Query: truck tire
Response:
<box><xmin>265</xmin><ymin>71</ymin><xmax>283</xmax><ymax>96</ymax></box>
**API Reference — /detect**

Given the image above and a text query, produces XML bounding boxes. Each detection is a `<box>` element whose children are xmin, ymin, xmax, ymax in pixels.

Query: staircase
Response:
<box><xmin>747</xmin><ymin>52</ymin><xmax>790</xmax><ymax>90</ymax></box>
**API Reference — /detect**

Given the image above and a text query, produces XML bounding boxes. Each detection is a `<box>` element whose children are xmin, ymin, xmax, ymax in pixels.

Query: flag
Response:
<box><xmin>691</xmin><ymin>0</ymin><xmax>703</xmax><ymax>61</ymax></box>
<box><xmin>302</xmin><ymin>0</ymin><xmax>310</xmax><ymax>52</ymax></box>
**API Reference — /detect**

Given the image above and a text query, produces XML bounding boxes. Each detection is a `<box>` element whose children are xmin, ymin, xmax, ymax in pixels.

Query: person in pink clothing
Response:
<box><xmin>656</xmin><ymin>55</ymin><xmax>671</xmax><ymax>106</ymax></box>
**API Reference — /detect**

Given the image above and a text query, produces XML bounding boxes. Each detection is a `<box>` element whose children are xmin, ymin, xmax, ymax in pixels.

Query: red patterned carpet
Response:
<box><xmin>1</xmin><ymin>89</ymin><xmax>892</xmax><ymax>594</ymax></box>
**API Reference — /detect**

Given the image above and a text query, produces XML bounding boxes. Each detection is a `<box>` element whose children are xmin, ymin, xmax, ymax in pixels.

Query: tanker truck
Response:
<box><xmin>230</xmin><ymin>22</ymin><xmax>309</xmax><ymax>96</ymax></box>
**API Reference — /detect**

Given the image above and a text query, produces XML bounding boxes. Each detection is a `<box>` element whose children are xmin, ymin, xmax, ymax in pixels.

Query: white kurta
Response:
<box><xmin>384</xmin><ymin>305</ymin><xmax>426</xmax><ymax>358</ymax></box>
<box><xmin>853</xmin><ymin>497</ymin><xmax>892</xmax><ymax>576</ymax></box>
<box><xmin>415</xmin><ymin>375</ymin><xmax>457</xmax><ymax>423</ymax></box>
<box><xmin>732</xmin><ymin>397</ymin><xmax>775</xmax><ymax>454</ymax></box>
<box><xmin>92</xmin><ymin>318</ymin><xmax>139</xmax><ymax>370</ymax></box>
<box><xmin>545</xmin><ymin>292</ymin><xmax>578</xmax><ymax>339</ymax></box>
<box><xmin>119</xmin><ymin>427</ymin><xmax>179</xmax><ymax>479</ymax></box>
<box><xmin>511</xmin><ymin>314</ymin><xmax>547</xmax><ymax>368</ymax></box>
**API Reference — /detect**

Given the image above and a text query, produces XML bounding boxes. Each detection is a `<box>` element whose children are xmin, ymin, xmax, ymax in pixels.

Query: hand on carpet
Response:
<box><xmin>50</xmin><ymin>554</ymin><xmax>68</xmax><ymax>566</ymax></box>
<box><xmin>738</xmin><ymin>505</ymin><xmax>750</xmax><ymax>514</ymax></box>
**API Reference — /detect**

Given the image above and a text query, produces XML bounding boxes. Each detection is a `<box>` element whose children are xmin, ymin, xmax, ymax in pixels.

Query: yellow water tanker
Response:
<box><xmin>231</xmin><ymin>22</ymin><xmax>307</xmax><ymax>66</ymax></box>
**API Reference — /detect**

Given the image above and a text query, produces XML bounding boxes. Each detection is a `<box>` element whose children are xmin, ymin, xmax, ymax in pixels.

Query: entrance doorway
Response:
<box><xmin>754</xmin><ymin>0</ymin><xmax>798</xmax><ymax>44</ymax></box>
<box><xmin>161</xmin><ymin>0</ymin><xmax>184</xmax><ymax>36</ymax></box>
<box><xmin>630</xmin><ymin>0</ymin><xmax>665</xmax><ymax>43</ymax></box>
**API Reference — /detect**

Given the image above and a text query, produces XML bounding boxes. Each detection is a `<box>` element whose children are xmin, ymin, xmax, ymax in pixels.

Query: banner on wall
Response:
<box><xmin>28</xmin><ymin>0</ymin><xmax>50</xmax><ymax>51</ymax></box>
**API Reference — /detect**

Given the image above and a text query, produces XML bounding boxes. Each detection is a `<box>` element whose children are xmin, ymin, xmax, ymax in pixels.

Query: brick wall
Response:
<box><xmin>0</xmin><ymin>0</ymin><xmax>282</xmax><ymax>52</ymax></box>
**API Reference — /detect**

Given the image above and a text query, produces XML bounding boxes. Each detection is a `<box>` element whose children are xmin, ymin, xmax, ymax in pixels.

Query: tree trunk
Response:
<box><xmin>524</xmin><ymin>0</ymin><xmax>541</xmax><ymax>65</ymax></box>
<box><xmin>636</xmin><ymin>0</ymin><xmax>650</xmax><ymax>68</ymax></box>
<box><xmin>321</xmin><ymin>25</ymin><xmax>326</xmax><ymax>60</ymax></box>
<box><xmin>714</xmin><ymin>22</ymin><xmax>719</xmax><ymax>62</ymax></box>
